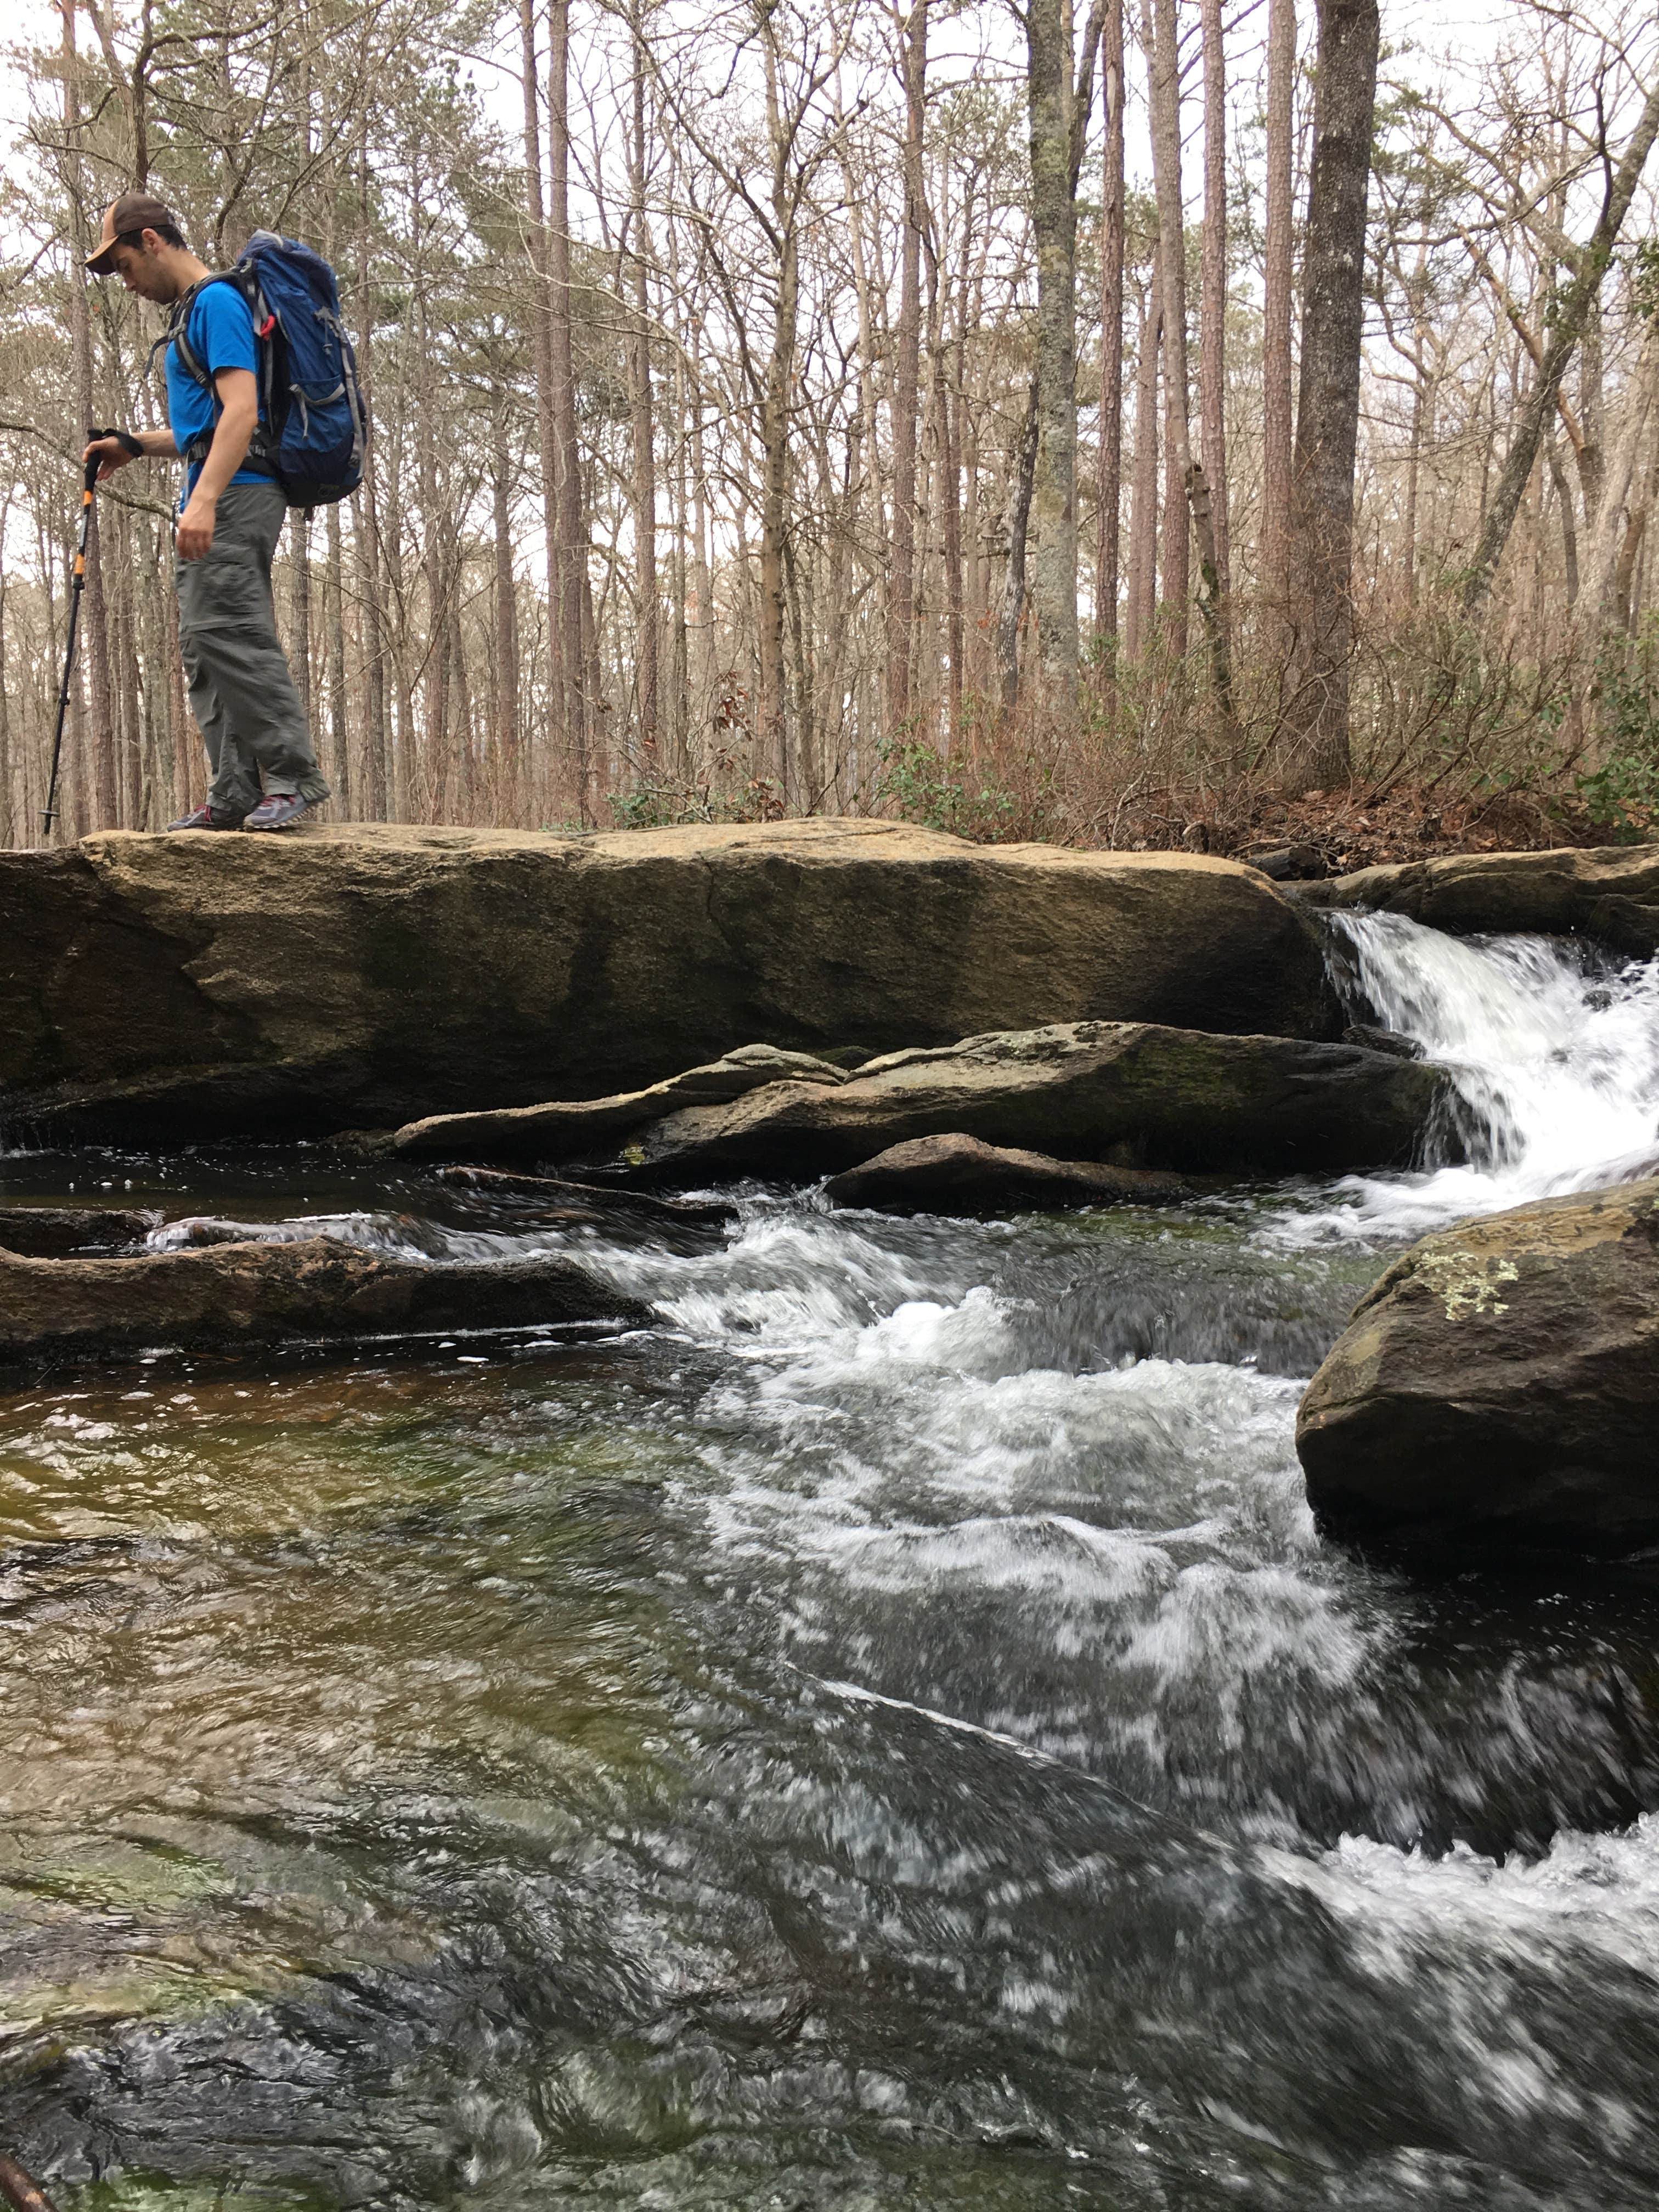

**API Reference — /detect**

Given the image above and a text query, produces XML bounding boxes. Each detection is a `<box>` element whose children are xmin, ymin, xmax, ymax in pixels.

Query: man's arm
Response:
<box><xmin>83</xmin><ymin>426</ymin><xmax>178</xmax><ymax>478</ymax></box>
<box><xmin>176</xmin><ymin>366</ymin><xmax>259</xmax><ymax>562</ymax></box>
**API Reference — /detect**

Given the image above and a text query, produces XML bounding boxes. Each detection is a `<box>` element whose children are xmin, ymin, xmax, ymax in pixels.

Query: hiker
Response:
<box><xmin>82</xmin><ymin>192</ymin><xmax>332</xmax><ymax>832</ymax></box>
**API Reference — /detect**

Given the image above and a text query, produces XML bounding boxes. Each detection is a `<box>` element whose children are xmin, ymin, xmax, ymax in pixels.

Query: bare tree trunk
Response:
<box><xmin>1198</xmin><ymin>0</ymin><xmax>1229</xmax><ymax>597</ymax></box>
<box><xmin>759</xmin><ymin>222</ymin><xmax>798</xmax><ymax>799</ymax></box>
<box><xmin>1141</xmin><ymin>0</ymin><xmax>1233</xmax><ymax>715</ymax></box>
<box><xmin>357</xmin><ymin>137</ymin><xmax>389</xmax><ymax>817</ymax></box>
<box><xmin>1279</xmin><ymin>0</ymin><xmax>1380</xmax><ymax>789</ymax></box>
<box><xmin>1547</xmin><ymin>444</ymin><xmax>1580</xmax><ymax>610</ymax></box>
<box><xmin>1024</xmin><ymin>0</ymin><xmax>1086</xmax><ymax>704</ymax></box>
<box><xmin>493</xmin><ymin>407</ymin><xmax>520</xmax><ymax>811</ymax></box>
<box><xmin>61</xmin><ymin>0</ymin><xmax>117</xmax><ymax>834</ymax></box>
<box><xmin>1589</xmin><ymin>326</ymin><xmax>1659</xmax><ymax>630</ymax></box>
<box><xmin>629</xmin><ymin>3</ymin><xmax>659</xmax><ymax>768</ymax></box>
<box><xmin>1125</xmin><ymin>273</ymin><xmax>1161</xmax><ymax>660</ymax></box>
<box><xmin>998</xmin><ymin>377</ymin><xmax>1040</xmax><ymax>712</ymax></box>
<box><xmin>1260</xmin><ymin>0</ymin><xmax>1295</xmax><ymax>622</ymax></box>
<box><xmin>887</xmin><ymin>0</ymin><xmax>927</xmax><ymax>734</ymax></box>
<box><xmin>1161</xmin><ymin>290</ymin><xmax>1188</xmax><ymax>652</ymax></box>
<box><xmin>1461</xmin><ymin>73</ymin><xmax>1659</xmax><ymax>613</ymax></box>
<box><xmin>549</xmin><ymin>0</ymin><xmax>589</xmax><ymax>817</ymax></box>
<box><xmin>325</xmin><ymin>501</ymin><xmax>349</xmax><ymax>810</ymax></box>
<box><xmin>1096</xmin><ymin>0</ymin><xmax>1125</xmax><ymax>672</ymax></box>
<box><xmin>518</xmin><ymin>0</ymin><xmax>561</xmax><ymax>811</ymax></box>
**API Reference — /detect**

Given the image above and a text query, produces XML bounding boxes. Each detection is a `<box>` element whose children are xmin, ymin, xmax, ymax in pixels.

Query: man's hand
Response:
<box><xmin>83</xmin><ymin>435</ymin><xmax>136</xmax><ymax>483</ymax></box>
<box><xmin>176</xmin><ymin>488</ymin><xmax>218</xmax><ymax>562</ymax></box>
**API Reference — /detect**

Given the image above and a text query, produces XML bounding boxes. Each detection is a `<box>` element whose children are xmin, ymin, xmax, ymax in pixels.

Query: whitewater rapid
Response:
<box><xmin>1277</xmin><ymin>910</ymin><xmax>1659</xmax><ymax>1242</ymax></box>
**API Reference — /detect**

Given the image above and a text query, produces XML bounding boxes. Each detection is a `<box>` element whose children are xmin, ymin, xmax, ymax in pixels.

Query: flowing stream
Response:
<box><xmin>4</xmin><ymin>914</ymin><xmax>1659</xmax><ymax>2210</ymax></box>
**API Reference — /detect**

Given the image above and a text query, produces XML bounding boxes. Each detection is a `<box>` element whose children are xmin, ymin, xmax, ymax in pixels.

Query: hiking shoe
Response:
<box><xmin>243</xmin><ymin>793</ymin><xmax>314</xmax><ymax>832</ymax></box>
<box><xmin>167</xmin><ymin>804</ymin><xmax>242</xmax><ymax>831</ymax></box>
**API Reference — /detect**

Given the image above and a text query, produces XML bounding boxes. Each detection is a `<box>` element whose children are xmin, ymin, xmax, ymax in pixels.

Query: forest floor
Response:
<box><xmin>1111</xmin><ymin>783</ymin><xmax>1658</xmax><ymax>877</ymax></box>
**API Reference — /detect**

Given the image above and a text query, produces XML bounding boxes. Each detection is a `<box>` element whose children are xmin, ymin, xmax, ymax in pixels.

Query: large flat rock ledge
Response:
<box><xmin>0</xmin><ymin>821</ymin><xmax>1338</xmax><ymax>1142</ymax></box>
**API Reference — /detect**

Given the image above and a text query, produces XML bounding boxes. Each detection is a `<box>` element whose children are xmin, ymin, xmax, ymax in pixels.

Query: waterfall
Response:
<box><xmin>1285</xmin><ymin>911</ymin><xmax>1659</xmax><ymax>1242</ymax></box>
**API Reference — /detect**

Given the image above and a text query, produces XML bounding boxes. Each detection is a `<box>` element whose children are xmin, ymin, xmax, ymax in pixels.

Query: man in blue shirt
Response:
<box><xmin>83</xmin><ymin>192</ymin><xmax>332</xmax><ymax>832</ymax></box>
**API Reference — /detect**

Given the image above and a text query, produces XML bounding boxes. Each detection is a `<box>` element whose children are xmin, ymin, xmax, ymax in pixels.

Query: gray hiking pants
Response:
<box><xmin>174</xmin><ymin>479</ymin><xmax>331</xmax><ymax>819</ymax></box>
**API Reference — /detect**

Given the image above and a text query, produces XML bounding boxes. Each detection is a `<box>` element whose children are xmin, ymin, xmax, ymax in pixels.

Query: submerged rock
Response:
<box><xmin>630</xmin><ymin>1020</ymin><xmax>1447</xmax><ymax>1181</ymax></box>
<box><xmin>0</xmin><ymin>1238</ymin><xmax>650</xmax><ymax>1365</ymax></box>
<box><xmin>822</xmin><ymin>1133</ymin><xmax>1190</xmax><ymax>1215</ymax></box>
<box><xmin>0</xmin><ymin>1205</ymin><xmax>155</xmax><ymax>1256</ymax></box>
<box><xmin>393</xmin><ymin>1043</ymin><xmax>846</xmax><ymax>1161</ymax></box>
<box><xmin>0</xmin><ymin>821</ymin><xmax>1338</xmax><ymax>1142</ymax></box>
<box><xmin>1297</xmin><ymin>1178</ymin><xmax>1659</xmax><ymax>1553</ymax></box>
<box><xmin>1301</xmin><ymin>846</ymin><xmax>1659</xmax><ymax>955</ymax></box>
<box><xmin>433</xmin><ymin>1165</ymin><xmax>737</xmax><ymax>1226</ymax></box>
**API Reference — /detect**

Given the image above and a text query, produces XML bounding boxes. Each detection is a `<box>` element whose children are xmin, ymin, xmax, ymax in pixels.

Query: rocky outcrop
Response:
<box><xmin>0</xmin><ymin>1205</ymin><xmax>155</xmax><ymax>1256</ymax></box>
<box><xmin>1300</xmin><ymin>846</ymin><xmax>1659</xmax><ymax>955</ymax></box>
<box><xmin>0</xmin><ymin>822</ymin><xmax>1336</xmax><ymax>1143</ymax></box>
<box><xmin>0</xmin><ymin>1238</ymin><xmax>650</xmax><ymax>1365</ymax></box>
<box><xmin>393</xmin><ymin>1044</ymin><xmax>847</xmax><ymax>1161</ymax></box>
<box><xmin>1297</xmin><ymin>1178</ymin><xmax>1659</xmax><ymax>1552</ymax></box>
<box><xmin>822</xmin><ymin>1133</ymin><xmax>1190</xmax><ymax>1214</ymax></box>
<box><xmin>627</xmin><ymin>1021</ymin><xmax>1447</xmax><ymax>1182</ymax></box>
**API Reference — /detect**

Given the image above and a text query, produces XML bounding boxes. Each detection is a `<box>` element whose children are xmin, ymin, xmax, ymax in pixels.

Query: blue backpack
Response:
<box><xmin>168</xmin><ymin>232</ymin><xmax>369</xmax><ymax>509</ymax></box>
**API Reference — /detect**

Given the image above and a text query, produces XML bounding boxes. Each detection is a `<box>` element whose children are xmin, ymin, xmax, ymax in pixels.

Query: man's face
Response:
<box><xmin>109</xmin><ymin>232</ymin><xmax>179</xmax><ymax>303</ymax></box>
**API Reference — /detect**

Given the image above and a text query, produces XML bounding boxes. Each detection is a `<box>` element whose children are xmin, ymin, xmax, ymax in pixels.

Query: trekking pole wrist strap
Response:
<box><xmin>90</xmin><ymin>427</ymin><xmax>144</xmax><ymax>458</ymax></box>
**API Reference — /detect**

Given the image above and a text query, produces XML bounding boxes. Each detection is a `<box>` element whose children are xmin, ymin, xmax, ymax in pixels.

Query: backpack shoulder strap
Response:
<box><xmin>147</xmin><ymin>271</ymin><xmax>255</xmax><ymax>386</ymax></box>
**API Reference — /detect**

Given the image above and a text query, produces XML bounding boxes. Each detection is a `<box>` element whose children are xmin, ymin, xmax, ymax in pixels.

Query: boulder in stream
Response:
<box><xmin>823</xmin><ymin>1133</ymin><xmax>1190</xmax><ymax>1214</ymax></box>
<box><xmin>629</xmin><ymin>1020</ymin><xmax>1448</xmax><ymax>1181</ymax></box>
<box><xmin>1297</xmin><ymin>1177</ymin><xmax>1659</xmax><ymax>1552</ymax></box>
<box><xmin>0</xmin><ymin>821</ymin><xmax>1339</xmax><ymax>1142</ymax></box>
<box><xmin>0</xmin><ymin>1238</ymin><xmax>651</xmax><ymax>1365</ymax></box>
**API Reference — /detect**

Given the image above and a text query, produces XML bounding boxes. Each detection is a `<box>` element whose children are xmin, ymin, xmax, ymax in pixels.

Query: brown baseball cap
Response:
<box><xmin>85</xmin><ymin>192</ymin><xmax>181</xmax><ymax>275</ymax></box>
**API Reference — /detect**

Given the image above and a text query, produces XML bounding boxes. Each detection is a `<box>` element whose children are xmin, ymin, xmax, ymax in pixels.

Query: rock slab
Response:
<box><xmin>0</xmin><ymin>1238</ymin><xmax>651</xmax><ymax>1364</ymax></box>
<box><xmin>633</xmin><ymin>1021</ymin><xmax>1447</xmax><ymax>1181</ymax></box>
<box><xmin>822</xmin><ymin>1133</ymin><xmax>1190</xmax><ymax>1214</ymax></box>
<box><xmin>1297</xmin><ymin>1178</ymin><xmax>1659</xmax><ymax>1551</ymax></box>
<box><xmin>393</xmin><ymin>1043</ymin><xmax>847</xmax><ymax>1160</ymax></box>
<box><xmin>0</xmin><ymin>821</ymin><xmax>1336</xmax><ymax>1142</ymax></box>
<box><xmin>1300</xmin><ymin>846</ymin><xmax>1659</xmax><ymax>955</ymax></box>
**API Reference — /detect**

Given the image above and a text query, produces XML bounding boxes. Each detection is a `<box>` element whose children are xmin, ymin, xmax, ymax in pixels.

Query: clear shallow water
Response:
<box><xmin>3</xmin><ymin>920</ymin><xmax>1659</xmax><ymax>2210</ymax></box>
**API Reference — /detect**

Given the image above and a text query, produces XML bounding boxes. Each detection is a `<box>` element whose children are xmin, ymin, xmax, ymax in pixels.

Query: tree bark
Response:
<box><xmin>998</xmin><ymin>377</ymin><xmax>1041</xmax><ymax>713</ymax></box>
<box><xmin>629</xmin><ymin>3</ymin><xmax>659</xmax><ymax>768</ymax></box>
<box><xmin>1096</xmin><ymin>0</ymin><xmax>1124</xmax><ymax>669</ymax></box>
<box><xmin>887</xmin><ymin>0</ymin><xmax>927</xmax><ymax>735</ymax></box>
<box><xmin>1278</xmin><ymin>0</ymin><xmax>1380</xmax><ymax>790</ymax></box>
<box><xmin>549</xmin><ymin>0</ymin><xmax>589</xmax><ymax>817</ymax></box>
<box><xmin>1141</xmin><ymin>0</ymin><xmax>1233</xmax><ymax>715</ymax></box>
<box><xmin>1024</xmin><ymin>0</ymin><xmax>1082</xmax><ymax>703</ymax></box>
<box><xmin>1125</xmin><ymin>270</ymin><xmax>1161</xmax><ymax>660</ymax></box>
<box><xmin>1260</xmin><ymin>0</ymin><xmax>1295</xmax><ymax>622</ymax></box>
<box><xmin>60</xmin><ymin>0</ymin><xmax>117</xmax><ymax>833</ymax></box>
<box><xmin>518</xmin><ymin>0</ymin><xmax>561</xmax><ymax>812</ymax></box>
<box><xmin>1460</xmin><ymin>72</ymin><xmax>1659</xmax><ymax>614</ymax></box>
<box><xmin>1198</xmin><ymin>0</ymin><xmax>1229</xmax><ymax>597</ymax></box>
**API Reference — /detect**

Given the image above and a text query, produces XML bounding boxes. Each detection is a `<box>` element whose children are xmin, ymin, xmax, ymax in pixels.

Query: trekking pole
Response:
<box><xmin>41</xmin><ymin>448</ymin><xmax>103</xmax><ymax>841</ymax></box>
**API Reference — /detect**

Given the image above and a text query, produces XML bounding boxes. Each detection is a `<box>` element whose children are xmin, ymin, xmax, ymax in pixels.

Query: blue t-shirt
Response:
<box><xmin>165</xmin><ymin>281</ymin><xmax>270</xmax><ymax>502</ymax></box>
